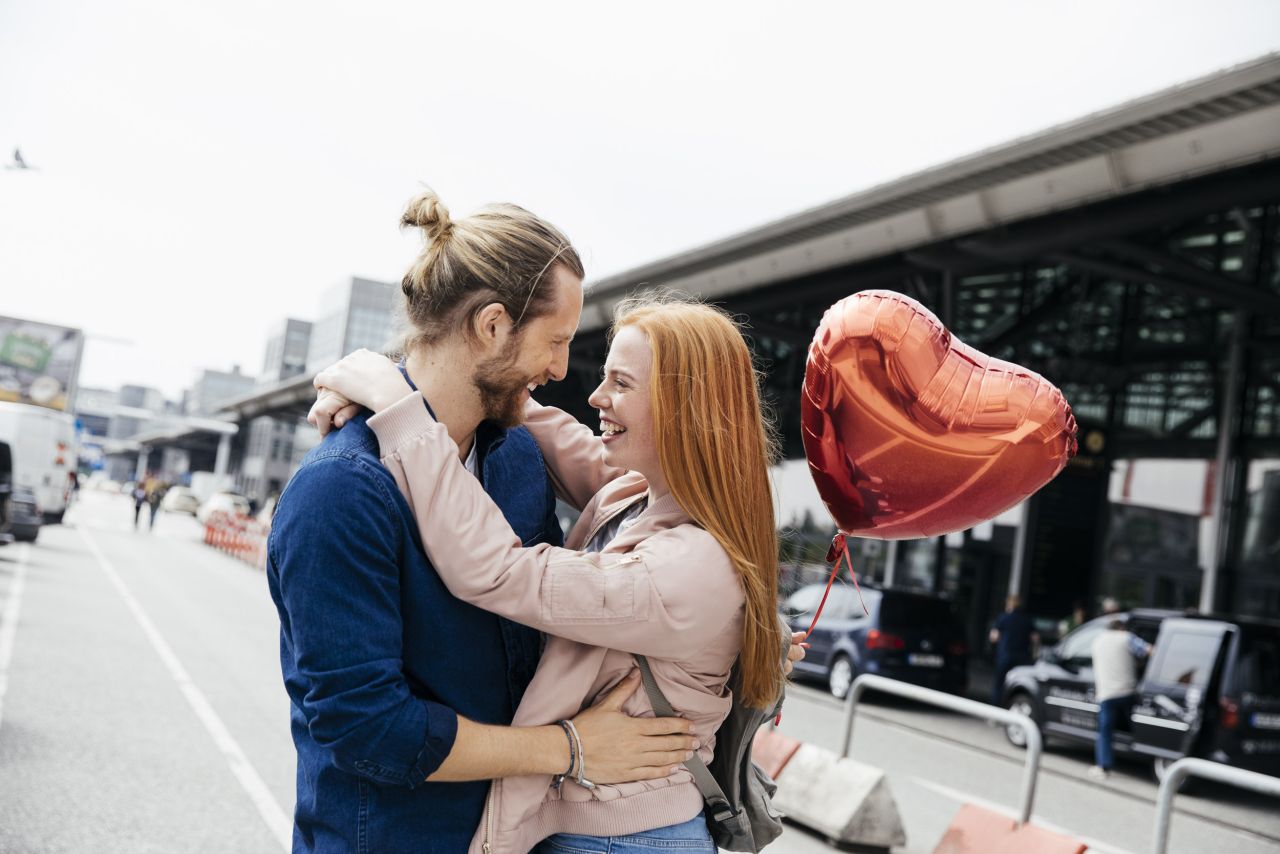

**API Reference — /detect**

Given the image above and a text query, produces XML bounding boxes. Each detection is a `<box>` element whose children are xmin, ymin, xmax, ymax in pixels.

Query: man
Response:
<box><xmin>1089</xmin><ymin>619</ymin><xmax>1151</xmax><ymax>780</ymax></box>
<box><xmin>268</xmin><ymin>197</ymin><xmax>696</xmax><ymax>853</ymax></box>
<box><xmin>989</xmin><ymin>594</ymin><xmax>1037</xmax><ymax>706</ymax></box>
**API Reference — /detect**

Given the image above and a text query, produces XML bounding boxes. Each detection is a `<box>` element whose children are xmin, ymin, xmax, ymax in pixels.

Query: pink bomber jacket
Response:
<box><xmin>365</xmin><ymin>393</ymin><xmax>746</xmax><ymax>854</ymax></box>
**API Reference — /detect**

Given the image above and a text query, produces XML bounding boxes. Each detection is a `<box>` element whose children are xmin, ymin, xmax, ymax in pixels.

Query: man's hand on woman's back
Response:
<box><xmin>571</xmin><ymin>671</ymin><xmax>698</xmax><ymax>784</ymax></box>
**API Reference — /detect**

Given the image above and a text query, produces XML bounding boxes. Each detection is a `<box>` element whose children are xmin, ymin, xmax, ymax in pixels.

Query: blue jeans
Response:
<box><xmin>1095</xmin><ymin>695</ymin><xmax>1134</xmax><ymax>770</ymax></box>
<box><xmin>537</xmin><ymin>813</ymin><xmax>714</xmax><ymax>853</ymax></box>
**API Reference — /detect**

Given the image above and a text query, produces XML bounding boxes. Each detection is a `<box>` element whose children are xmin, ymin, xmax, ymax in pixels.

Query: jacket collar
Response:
<box><xmin>396</xmin><ymin>361</ymin><xmax>509</xmax><ymax>461</ymax></box>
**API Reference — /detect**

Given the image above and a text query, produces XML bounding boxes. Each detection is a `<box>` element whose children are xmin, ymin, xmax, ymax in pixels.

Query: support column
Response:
<box><xmin>1204</xmin><ymin>309</ymin><xmax>1249</xmax><ymax>614</ymax></box>
<box><xmin>1008</xmin><ymin>500</ymin><xmax>1031</xmax><ymax>598</ymax></box>
<box><xmin>882</xmin><ymin>540</ymin><xmax>899</xmax><ymax>588</ymax></box>
<box><xmin>215</xmin><ymin>433</ymin><xmax>232</xmax><ymax>478</ymax></box>
<box><xmin>134</xmin><ymin>449</ymin><xmax>150</xmax><ymax>482</ymax></box>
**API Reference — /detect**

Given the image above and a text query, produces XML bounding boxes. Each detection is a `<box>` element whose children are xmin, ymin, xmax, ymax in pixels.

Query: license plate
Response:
<box><xmin>908</xmin><ymin>653</ymin><xmax>944</xmax><ymax>668</ymax></box>
<box><xmin>1252</xmin><ymin>713</ymin><xmax>1280</xmax><ymax>731</ymax></box>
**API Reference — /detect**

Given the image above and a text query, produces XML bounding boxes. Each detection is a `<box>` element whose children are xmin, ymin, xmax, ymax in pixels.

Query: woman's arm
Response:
<box><xmin>367</xmin><ymin>391</ymin><xmax>741</xmax><ymax>660</ymax></box>
<box><xmin>522</xmin><ymin>399</ymin><xmax>627</xmax><ymax>510</ymax></box>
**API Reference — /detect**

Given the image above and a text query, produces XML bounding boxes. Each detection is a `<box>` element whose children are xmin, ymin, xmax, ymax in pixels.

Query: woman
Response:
<box><xmin>312</xmin><ymin>294</ymin><xmax>789</xmax><ymax>853</ymax></box>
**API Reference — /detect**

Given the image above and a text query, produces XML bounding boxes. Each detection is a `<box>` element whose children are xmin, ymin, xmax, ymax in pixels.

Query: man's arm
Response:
<box><xmin>1128</xmin><ymin>633</ymin><xmax>1152</xmax><ymax>658</ymax></box>
<box><xmin>270</xmin><ymin>456</ymin><xmax>457</xmax><ymax>786</ymax></box>
<box><xmin>431</xmin><ymin>673</ymin><xmax>696</xmax><ymax>783</ymax></box>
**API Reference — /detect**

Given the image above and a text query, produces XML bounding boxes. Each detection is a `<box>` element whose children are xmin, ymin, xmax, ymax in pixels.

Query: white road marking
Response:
<box><xmin>910</xmin><ymin>776</ymin><xmax>1137</xmax><ymax>854</ymax></box>
<box><xmin>79</xmin><ymin>527</ymin><xmax>292</xmax><ymax>851</ymax></box>
<box><xmin>0</xmin><ymin>543</ymin><xmax>32</xmax><ymax>733</ymax></box>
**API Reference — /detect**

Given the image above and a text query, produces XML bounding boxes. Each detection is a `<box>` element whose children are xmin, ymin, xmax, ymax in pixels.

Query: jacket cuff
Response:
<box><xmin>407</xmin><ymin>703</ymin><xmax>459</xmax><ymax>786</ymax></box>
<box><xmin>368</xmin><ymin>391</ymin><xmax>439</xmax><ymax>455</ymax></box>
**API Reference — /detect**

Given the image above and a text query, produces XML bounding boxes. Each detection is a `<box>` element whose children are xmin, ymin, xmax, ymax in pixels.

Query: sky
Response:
<box><xmin>2</xmin><ymin>0</ymin><xmax>1279</xmax><ymax>400</ymax></box>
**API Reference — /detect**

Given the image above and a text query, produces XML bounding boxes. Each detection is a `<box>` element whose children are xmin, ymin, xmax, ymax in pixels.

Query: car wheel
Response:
<box><xmin>828</xmin><ymin>654</ymin><xmax>855</xmax><ymax>700</ymax></box>
<box><xmin>1004</xmin><ymin>692</ymin><xmax>1038</xmax><ymax>749</ymax></box>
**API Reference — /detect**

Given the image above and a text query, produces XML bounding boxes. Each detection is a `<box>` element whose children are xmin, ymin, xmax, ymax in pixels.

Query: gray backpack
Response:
<box><xmin>635</xmin><ymin>654</ymin><xmax>786</xmax><ymax>852</ymax></box>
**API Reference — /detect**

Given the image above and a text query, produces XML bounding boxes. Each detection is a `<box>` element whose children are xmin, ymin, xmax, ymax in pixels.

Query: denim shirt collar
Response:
<box><xmin>396</xmin><ymin>361</ymin><xmax>509</xmax><ymax>466</ymax></box>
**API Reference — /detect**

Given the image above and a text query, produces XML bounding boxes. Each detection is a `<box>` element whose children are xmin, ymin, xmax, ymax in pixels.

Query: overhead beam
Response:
<box><xmin>1101</xmin><ymin>240</ymin><xmax>1280</xmax><ymax>315</ymax></box>
<box><xmin>957</xmin><ymin>161</ymin><xmax>1280</xmax><ymax>265</ymax></box>
<box><xmin>1049</xmin><ymin>252</ymin><xmax>1280</xmax><ymax>312</ymax></box>
<box><xmin>978</xmin><ymin>278</ymin><xmax>1078</xmax><ymax>351</ymax></box>
<box><xmin>1168</xmin><ymin>403</ymin><xmax>1217</xmax><ymax>438</ymax></box>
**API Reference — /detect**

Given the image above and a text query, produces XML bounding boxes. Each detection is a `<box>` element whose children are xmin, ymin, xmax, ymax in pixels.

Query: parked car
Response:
<box><xmin>196</xmin><ymin>491</ymin><xmax>252</xmax><ymax>524</ymax></box>
<box><xmin>1000</xmin><ymin>610</ymin><xmax>1280</xmax><ymax>780</ymax></box>
<box><xmin>782</xmin><ymin>582</ymin><xmax>968</xmax><ymax>699</ymax></box>
<box><xmin>0</xmin><ymin>440</ymin><xmax>13</xmax><ymax>546</ymax></box>
<box><xmin>161</xmin><ymin>486</ymin><xmax>201</xmax><ymax>515</ymax></box>
<box><xmin>7</xmin><ymin>486</ymin><xmax>41</xmax><ymax>543</ymax></box>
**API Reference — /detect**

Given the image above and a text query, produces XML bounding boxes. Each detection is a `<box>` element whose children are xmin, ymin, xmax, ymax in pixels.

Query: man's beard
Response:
<box><xmin>472</xmin><ymin>344</ymin><xmax>532</xmax><ymax>429</ymax></box>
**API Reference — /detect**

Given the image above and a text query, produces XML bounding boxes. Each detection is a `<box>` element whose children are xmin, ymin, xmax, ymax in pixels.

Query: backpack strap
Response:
<box><xmin>633</xmin><ymin>655</ymin><xmax>738</xmax><ymax>823</ymax></box>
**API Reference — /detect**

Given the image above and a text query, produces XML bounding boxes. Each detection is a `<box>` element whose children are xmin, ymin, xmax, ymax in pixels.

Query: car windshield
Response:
<box><xmin>1236</xmin><ymin>626</ymin><xmax>1280</xmax><ymax>699</ymax></box>
<box><xmin>1058</xmin><ymin>620</ymin><xmax>1107</xmax><ymax>665</ymax></box>
<box><xmin>783</xmin><ymin>585</ymin><xmax>827</xmax><ymax>617</ymax></box>
<box><xmin>879</xmin><ymin>594</ymin><xmax>953</xmax><ymax>630</ymax></box>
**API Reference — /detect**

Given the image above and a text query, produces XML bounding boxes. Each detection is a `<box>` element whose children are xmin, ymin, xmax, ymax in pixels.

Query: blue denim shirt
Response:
<box><xmin>267</xmin><ymin>407</ymin><xmax>561</xmax><ymax>853</ymax></box>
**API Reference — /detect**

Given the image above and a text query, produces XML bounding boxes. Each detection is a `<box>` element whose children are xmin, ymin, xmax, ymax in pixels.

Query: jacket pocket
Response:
<box><xmin>542</xmin><ymin>555</ymin><xmax>646</xmax><ymax>624</ymax></box>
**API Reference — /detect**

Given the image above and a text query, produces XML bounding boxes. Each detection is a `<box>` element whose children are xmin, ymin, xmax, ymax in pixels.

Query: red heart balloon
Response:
<box><xmin>802</xmin><ymin>290</ymin><xmax>1077</xmax><ymax>540</ymax></box>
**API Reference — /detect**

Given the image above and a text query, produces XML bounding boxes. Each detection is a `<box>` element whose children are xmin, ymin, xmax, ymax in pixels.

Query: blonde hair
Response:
<box><xmin>612</xmin><ymin>293</ymin><xmax>785</xmax><ymax>708</ymax></box>
<box><xmin>399</xmin><ymin>190</ymin><xmax>584</xmax><ymax>350</ymax></box>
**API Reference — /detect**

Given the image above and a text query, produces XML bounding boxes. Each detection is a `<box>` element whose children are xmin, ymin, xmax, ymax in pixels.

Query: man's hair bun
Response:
<box><xmin>401</xmin><ymin>190</ymin><xmax>453</xmax><ymax>244</ymax></box>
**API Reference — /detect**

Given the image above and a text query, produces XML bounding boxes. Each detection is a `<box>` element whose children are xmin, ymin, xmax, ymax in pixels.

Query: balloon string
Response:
<box><xmin>802</xmin><ymin>535</ymin><xmax>867</xmax><ymax>640</ymax></box>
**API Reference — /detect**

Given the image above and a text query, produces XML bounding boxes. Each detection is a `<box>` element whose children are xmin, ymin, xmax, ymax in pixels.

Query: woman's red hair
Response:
<box><xmin>613</xmin><ymin>294</ymin><xmax>784</xmax><ymax>707</ymax></box>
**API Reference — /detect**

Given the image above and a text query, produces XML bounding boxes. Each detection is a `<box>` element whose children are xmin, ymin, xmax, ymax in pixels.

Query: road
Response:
<box><xmin>0</xmin><ymin>490</ymin><xmax>1275</xmax><ymax>853</ymax></box>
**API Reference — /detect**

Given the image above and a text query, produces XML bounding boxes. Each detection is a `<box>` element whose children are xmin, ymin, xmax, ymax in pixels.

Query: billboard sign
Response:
<box><xmin>0</xmin><ymin>315</ymin><xmax>85</xmax><ymax>412</ymax></box>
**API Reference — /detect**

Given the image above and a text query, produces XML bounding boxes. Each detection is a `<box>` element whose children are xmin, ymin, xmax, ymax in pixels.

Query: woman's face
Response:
<box><xmin>588</xmin><ymin>325</ymin><xmax>666</xmax><ymax>495</ymax></box>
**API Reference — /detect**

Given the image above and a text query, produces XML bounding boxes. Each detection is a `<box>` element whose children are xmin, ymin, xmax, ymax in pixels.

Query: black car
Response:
<box><xmin>782</xmin><ymin>582</ymin><xmax>968</xmax><ymax>699</ymax></box>
<box><xmin>1001</xmin><ymin>610</ymin><xmax>1280</xmax><ymax>780</ymax></box>
<box><xmin>0</xmin><ymin>441</ymin><xmax>13</xmax><ymax>546</ymax></box>
<box><xmin>7</xmin><ymin>485</ymin><xmax>40</xmax><ymax>543</ymax></box>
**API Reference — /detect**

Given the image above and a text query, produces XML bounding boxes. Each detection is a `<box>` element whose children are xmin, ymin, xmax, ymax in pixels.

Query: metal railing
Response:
<box><xmin>840</xmin><ymin>673</ymin><xmax>1043</xmax><ymax>826</ymax></box>
<box><xmin>1151</xmin><ymin>757</ymin><xmax>1280</xmax><ymax>854</ymax></box>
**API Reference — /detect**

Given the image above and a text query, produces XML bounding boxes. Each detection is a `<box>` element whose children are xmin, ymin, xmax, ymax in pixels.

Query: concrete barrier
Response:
<box><xmin>771</xmin><ymin>742</ymin><xmax>907</xmax><ymax>851</ymax></box>
<box><xmin>752</xmin><ymin>729</ymin><xmax>802</xmax><ymax>780</ymax></box>
<box><xmin>933</xmin><ymin>804</ymin><xmax>1085</xmax><ymax>854</ymax></box>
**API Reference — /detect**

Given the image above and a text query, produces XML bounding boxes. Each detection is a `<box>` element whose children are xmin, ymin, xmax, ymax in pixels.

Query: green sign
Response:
<box><xmin>0</xmin><ymin>333</ymin><xmax>53</xmax><ymax>372</ymax></box>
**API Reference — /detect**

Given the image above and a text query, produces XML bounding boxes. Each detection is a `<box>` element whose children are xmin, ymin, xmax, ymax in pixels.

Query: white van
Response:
<box><xmin>0</xmin><ymin>401</ymin><xmax>78</xmax><ymax>523</ymax></box>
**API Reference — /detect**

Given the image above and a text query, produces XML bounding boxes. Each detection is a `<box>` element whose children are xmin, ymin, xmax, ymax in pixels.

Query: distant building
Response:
<box><xmin>239</xmin><ymin>319</ymin><xmax>313</xmax><ymax>506</ymax></box>
<box><xmin>74</xmin><ymin>387</ymin><xmax>119</xmax><ymax>440</ymax></box>
<box><xmin>187</xmin><ymin>366</ymin><xmax>256</xmax><ymax>417</ymax></box>
<box><xmin>261</xmin><ymin>318</ymin><xmax>314</xmax><ymax>385</ymax></box>
<box><xmin>305</xmin><ymin>277</ymin><xmax>400</xmax><ymax>372</ymax></box>
<box><xmin>292</xmin><ymin>277</ymin><xmax>400</xmax><ymax>471</ymax></box>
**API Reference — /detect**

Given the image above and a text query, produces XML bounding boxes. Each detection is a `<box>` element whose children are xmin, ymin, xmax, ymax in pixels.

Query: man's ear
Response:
<box><xmin>472</xmin><ymin>301</ymin><xmax>515</xmax><ymax>351</ymax></box>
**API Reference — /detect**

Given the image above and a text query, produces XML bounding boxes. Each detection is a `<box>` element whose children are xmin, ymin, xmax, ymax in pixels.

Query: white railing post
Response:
<box><xmin>840</xmin><ymin>673</ymin><xmax>1043</xmax><ymax>825</ymax></box>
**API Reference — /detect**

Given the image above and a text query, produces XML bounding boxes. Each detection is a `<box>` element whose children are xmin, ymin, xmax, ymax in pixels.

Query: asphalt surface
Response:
<box><xmin>0</xmin><ymin>490</ymin><xmax>1275</xmax><ymax>853</ymax></box>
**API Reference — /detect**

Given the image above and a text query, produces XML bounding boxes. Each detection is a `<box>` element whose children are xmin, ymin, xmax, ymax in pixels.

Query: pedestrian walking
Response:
<box><xmin>989</xmin><ymin>594</ymin><xmax>1037</xmax><ymax>706</ymax></box>
<box><xmin>132</xmin><ymin>478</ymin><xmax>148</xmax><ymax>529</ymax></box>
<box><xmin>145</xmin><ymin>479</ymin><xmax>166</xmax><ymax>531</ymax></box>
<box><xmin>1058</xmin><ymin>600</ymin><xmax>1087</xmax><ymax>639</ymax></box>
<box><xmin>1088</xmin><ymin>619</ymin><xmax>1151</xmax><ymax>780</ymax></box>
